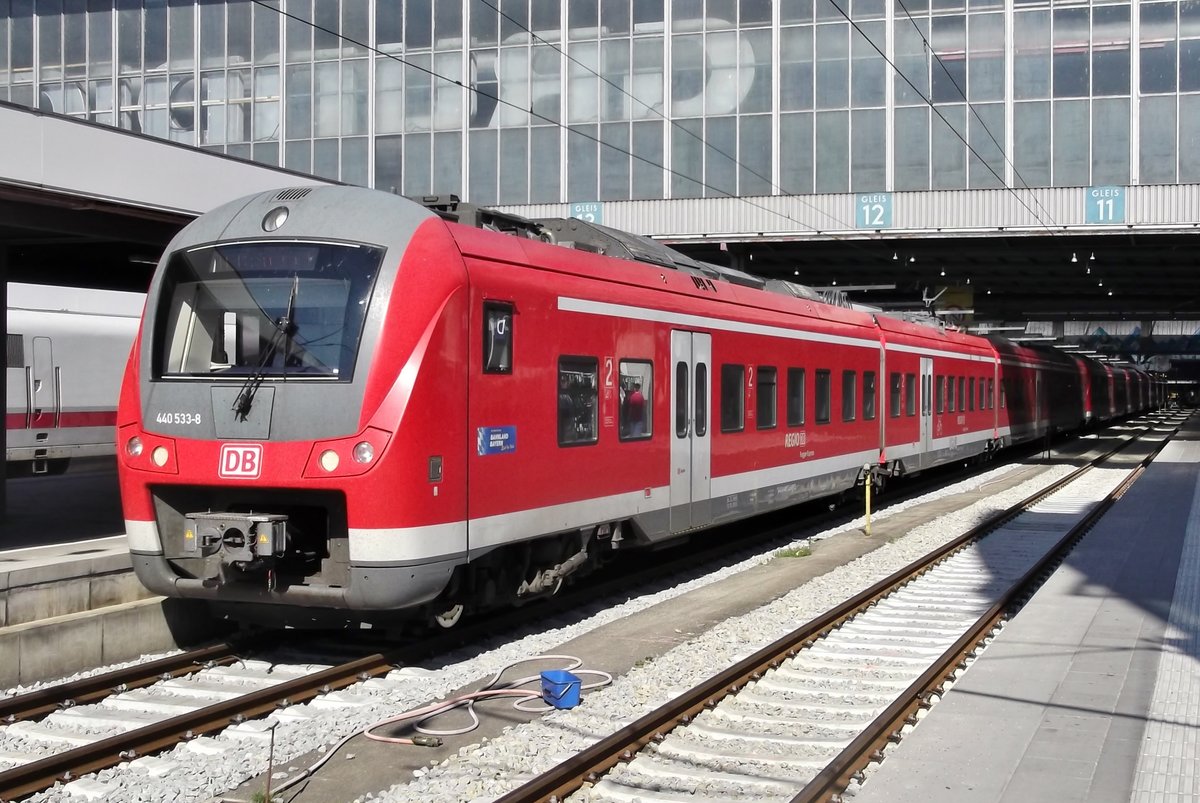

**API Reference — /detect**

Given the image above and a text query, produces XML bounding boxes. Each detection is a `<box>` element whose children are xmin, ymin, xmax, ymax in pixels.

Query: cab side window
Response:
<box><xmin>558</xmin><ymin>357</ymin><xmax>598</xmax><ymax>446</ymax></box>
<box><xmin>483</xmin><ymin>302</ymin><xmax>513</xmax><ymax>374</ymax></box>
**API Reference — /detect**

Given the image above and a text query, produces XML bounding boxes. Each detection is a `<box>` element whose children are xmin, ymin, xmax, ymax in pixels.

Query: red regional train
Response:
<box><xmin>115</xmin><ymin>187</ymin><xmax>1160</xmax><ymax>627</ymax></box>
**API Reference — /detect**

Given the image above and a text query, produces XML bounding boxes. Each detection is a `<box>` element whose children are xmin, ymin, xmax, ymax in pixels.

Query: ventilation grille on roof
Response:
<box><xmin>275</xmin><ymin>188</ymin><xmax>312</xmax><ymax>201</ymax></box>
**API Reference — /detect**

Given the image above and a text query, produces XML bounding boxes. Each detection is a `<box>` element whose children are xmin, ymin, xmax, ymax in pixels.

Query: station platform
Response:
<box><xmin>855</xmin><ymin>414</ymin><xmax>1200</xmax><ymax>803</ymax></box>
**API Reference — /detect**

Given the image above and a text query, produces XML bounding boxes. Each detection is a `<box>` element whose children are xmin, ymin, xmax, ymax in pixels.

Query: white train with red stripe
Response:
<box><xmin>115</xmin><ymin>187</ymin><xmax>1159</xmax><ymax>627</ymax></box>
<box><xmin>6</xmin><ymin>283</ymin><xmax>142</xmax><ymax>476</ymax></box>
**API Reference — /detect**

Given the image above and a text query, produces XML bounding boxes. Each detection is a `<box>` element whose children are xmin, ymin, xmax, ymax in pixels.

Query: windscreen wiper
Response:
<box><xmin>233</xmin><ymin>275</ymin><xmax>298</xmax><ymax>420</ymax></box>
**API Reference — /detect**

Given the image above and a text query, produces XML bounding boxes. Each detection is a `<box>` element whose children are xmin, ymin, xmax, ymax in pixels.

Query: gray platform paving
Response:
<box><xmin>855</xmin><ymin>417</ymin><xmax>1200</xmax><ymax>803</ymax></box>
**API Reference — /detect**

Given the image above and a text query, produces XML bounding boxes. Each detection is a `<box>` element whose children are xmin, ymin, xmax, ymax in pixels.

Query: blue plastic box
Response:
<box><xmin>540</xmin><ymin>669</ymin><xmax>582</xmax><ymax>709</ymax></box>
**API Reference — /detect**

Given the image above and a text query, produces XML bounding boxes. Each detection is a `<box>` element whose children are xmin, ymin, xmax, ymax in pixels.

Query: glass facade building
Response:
<box><xmin>2</xmin><ymin>0</ymin><xmax>1198</xmax><ymax>207</ymax></box>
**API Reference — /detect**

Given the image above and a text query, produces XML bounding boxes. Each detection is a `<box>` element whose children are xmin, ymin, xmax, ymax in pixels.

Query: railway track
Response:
<box><xmin>493</xmin><ymin>414</ymin><xmax>1180</xmax><ymax>803</ymax></box>
<box><xmin>0</xmin><ymin>418</ymin><xmax>1168</xmax><ymax>802</ymax></box>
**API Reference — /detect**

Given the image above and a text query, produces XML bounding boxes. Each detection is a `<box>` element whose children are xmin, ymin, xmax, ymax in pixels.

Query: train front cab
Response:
<box><xmin>118</xmin><ymin>187</ymin><xmax>481</xmax><ymax>621</ymax></box>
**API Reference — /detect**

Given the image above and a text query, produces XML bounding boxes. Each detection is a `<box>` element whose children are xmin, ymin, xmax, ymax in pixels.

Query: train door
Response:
<box><xmin>669</xmin><ymin>331</ymin><xmax>712</xmax><ymax>533</ymax></box>
<box><xmin>919</xmin><ymin>357</ymin><xmax>933</xmax><ymax>467</ymax></box>
<box><xmin>30</xmin><ymin>336</ymin><xmax>60</xmax><ymax>428</ymax></box>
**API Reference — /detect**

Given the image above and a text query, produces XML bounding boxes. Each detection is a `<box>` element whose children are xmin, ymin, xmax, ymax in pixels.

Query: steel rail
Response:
<box><xmin>789</xmin><ymin>422</ymin><xmax>1175</xmax><ymax>803</ymax></box>
<box><xmin>0</xmin><ymin>650</ymin><xmax>399</xmax><ymax>801</ymax></box>
<box><xmin>0</xmin><ymin>643</ymin><xmax>240</xmax><ymax>725</ymax></box>
<box><xmin>494</xmin><ymin>418</ymin><xmax>1172</xmax><ymax>803</ymax></box>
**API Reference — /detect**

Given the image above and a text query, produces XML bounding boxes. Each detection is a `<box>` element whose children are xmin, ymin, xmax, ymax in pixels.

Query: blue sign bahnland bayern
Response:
<box><xmin>477</xmin><ymin>426</ymin><xmax>517</xmax><ymax>456</ymax></box>
<box><xmin>1085</xmin><ymin>186</ymin><xmax>1125</xmax><ymax>224</ymax></box>
<box><xmin>568</xmin><ymin>201</ymin><xmax>603</xmax><ymax>225</ymax></box>
<box><xmin>856</xmin><ymin>192</ymin><xmax>893</xmax><ymax>229</ymax></box>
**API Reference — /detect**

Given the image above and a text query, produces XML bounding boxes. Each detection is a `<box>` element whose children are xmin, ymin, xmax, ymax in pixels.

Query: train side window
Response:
<box><xmin>905</xmin><ymin>372</ymin><xmax>917</xmax><ymax>416</ymax></box>
<box><xmin>787</xmin><ymin>367</ymin><xmax>806</xmax><ymax>426</ymax></box>
<box><xmin>936</xmin><ymin>376</ymin><xmax>945</xmax><ymax>414</ymax></box>
<box><xmin>695</xmin><ymin>364</ymin><xmax>708</xmax><ymax>436</ymax></box>
<box><xmin>816</xmin><ymin>369</ymin><xmax>831</xmax><ymax>424</ymax></box>
<box><xmin>757</xmin><ymin>366</ymin><xmax>778</xmax><ymax>429</ymax></box>
<box><xmin>988</xmin><ymin>377</ymin><xmax>995</xmax><ymax>409</ymax></box>
<box><xmin>947</xmin><ymin>375</ymin><xmax>956</xmax><ymax>411</ymax></box>
<box><xmin>842</xmin><ymin>370</ymin><xmax>857</xmax><ymax>422</ymax></box>
<box><xmin>557</xmin><ymin>356</ymin><xmax>598</xmax><ymax>446</ymax></box>
<box><xmin>619</xmin><ymin>360</ymin><xmax>652</xmax><ymax>440</ymax></box>
<box><xmin>1000</xmin><ymin>382</ymin><xmax>1007</xmax><ymax>408</ymax></box>
<box><xmin>863</xmin><ymin>371</ymin><xmax>876</xmax><ymax>420</ymax></box>
<box><xmin>720</xmin><ymin>364</ymin><xmax>745</xmax><ymax>432</ymax></box>
<box><xmin>958</xmin><ymin>377</ymin><xmax>966</xmax><ymax>412</ymax></box>
<box><xmin>675</xmin><ymin>361</ymin><xmax>689</xmax><ymax>437</ymax></box>
<box><xmin>968</xmin><ymin>377</ymin><xmax>976</xmax><ymax>411</ymax></box>
<box><xmin>483</xmin><ymin>302</ymin><xmax>513</xmax><ymax>374</ymax></box>
<box><xmin>889</xmin><ymin>372</ymin><xmax>902</xmax><ymax>418</ymax></box>
<box><xmin>978</xmin><ymin>377</ymin><xmax>985</xmax><ymax>410</ymax></box>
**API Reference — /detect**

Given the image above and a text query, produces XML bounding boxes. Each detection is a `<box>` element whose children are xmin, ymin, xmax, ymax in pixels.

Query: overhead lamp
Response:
<box><xmin>1098</xmin><ymin>280</ymin><xmax>1104</xmax><ymax>286</ymax></box>
<box><xmin>987</xmin><ymin>289</ymin><xmax>992</xmax><ymax>295</ymax></box>
<box><xmin>1108</xmin><ymin>289</ymin><xmax>1113</xmax><ymax>296</ymax></box>
<box><xmin>793</xmin><ymin>270</ymin><xmax>800</xmax><ymax>276</ymax></box>
<box><xmin>1086</xmin><ymin>265</ymin><xmax>1091</xmax><ymax>275</ymax></box>
<box><xmin>892</xmin><ymin>252</ymin><xmax>899</xmax><ymax>261</ymax></box>
<box><xmin>1071</xmin><ymin>252</ymin><xmax>1078</xmax><ymax>263</ymax></box>
<box><xmin>909</xmin><ymin>256</ymin><xmax>916</xmax><ymax>263</ymax></box>
<box><xmin>966</xmin><ymin>277</ymin><xmax>971</xmax><ymax>285</ymax></box>
<box><xmin>939</xmin><ymin>268</ymin><xmax>946</xmax><ymax>277</ymax></box>
<box><xmin>1089</xmin><ymin>252</ymin><xmax>1096</xmax><ymax>261</ymax></box>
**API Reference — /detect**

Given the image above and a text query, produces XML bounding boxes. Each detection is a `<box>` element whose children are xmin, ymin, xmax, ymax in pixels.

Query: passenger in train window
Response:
<box><xmin>619</xmin><ymin>360</ymin><xmax>653</xmax><ymax>440</ymax></box>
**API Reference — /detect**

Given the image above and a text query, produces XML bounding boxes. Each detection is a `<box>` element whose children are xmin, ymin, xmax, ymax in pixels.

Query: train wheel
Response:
<box><xmin>432</xmin><ymin>603</ymin><xmax>464</xmax><ymax>629</ymax></box>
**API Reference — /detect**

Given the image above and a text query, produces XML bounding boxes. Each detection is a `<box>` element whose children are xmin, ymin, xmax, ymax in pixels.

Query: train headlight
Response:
<box><xmin>126</xmin><ymin>436</ymin><xmax>143</xmax><ymax>457</ymax></box>
<box><xmin>152</xmin><ymin>446</ymin><xmax>169</xmax><ymax>467</ymax></box>
<box><xmin>352</xmin><ymin>441</ymin><xmax>375</xmax><ymax>464</ymax></box>
<box><xmin>319</xmin><ymin>450</ymin><xmax>340</xmax><ymax>472</ymax></box>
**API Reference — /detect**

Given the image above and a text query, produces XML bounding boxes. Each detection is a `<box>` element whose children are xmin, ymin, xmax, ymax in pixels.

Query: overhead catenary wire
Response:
<box><xmin>892</xmin><ymin>0</ymin><xmax>1061</xmax><ymax>233</ymax></box>
<box><xmin>472</xmin><ymin>0</ymin><xmax>860</xmax><ymax>234</ymax></box>
<box><xmin>825</xmin><ymin>0</ymin><xmax>1062</xmax><ymax>239</ymax></box>
<box><xmin>248</xmin><ymin>0</ymin><xmax>901</xmax><ymax>268</ymax></box>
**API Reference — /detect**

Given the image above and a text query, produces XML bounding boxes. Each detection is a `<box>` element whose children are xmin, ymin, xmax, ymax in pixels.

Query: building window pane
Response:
<box><xmin>631</xmin><ymin>120</ymin><xmax>664</xmax><ymax>200</ymax></box>
<box><xmin>375</xmin><ymin>134</ymin><xmax>403</xmax><ymax>192</ymax></box>
<box><xmin>568</xmin><ymin>124</ymin><xmax>598</xmax><ymax>200</ymax></box>
<box><xmin>1092</xmin><ymin>5</ymin><xmax>1130</xmax><ymax>97</ymax></box>
<box><xmin>815</xmin><ymin>110</ymin><xmax>849</xmax><ymax>192</ymax></box>
<box><xmin>815</xmin><ymin>22</ymin><xmax>849</xmax><ymax>110</ymax></box>
<box><xmin>672</xmin><ymin>117</ymin><xmax>704</xmax><ymax>197</ymax></box>
<box><xmin>781</xmin><ymin>25</ymin><xmax>814</xmax><ymax>111</ymax></box>
<box><xmin>1092</xmin><ymin>97</ymin><xmax>1130</xmax><ymax>186</ymax></box>
<box><xmin>1014</xmin><ymin>11</ymin><xmax>1050</xmax><ymax>100</ymax></box>
<box><xmin>600</xmin><ymin>122</ymin><xmax>630</xmax><ymax>200</ymax></box>
<box><xmin>1053</xmin><ymin>99</ymin><xmax>1089</xmax><ymax>187</ymax></box>
<box><xmin>741</xmin><ymin>28</ymin><xmax>771</xmax><ymax>113</ymax></box>
<box><xmin>1140</xmin><ymin>95</ymin><xmax>1177</xmax><ymax>183</ymax></box>
<box><xmin>1053</xmin><ymin>8</ymin><xmax>1090</xmax><ymax>98</ymax></box>
<box><xmin>851</xmin><ymin>108</ymin><xmax>885</xmax><ymax>191</ymax></box>
<box><xmin>1014</xmin><ymin>101</ymin><xmax>1050</xmax><ymax>187</ymax></box>
<box><xmin>851</xmin><ymin>21</ymin><xmax>885</xmax><ymax>107</ymax></box>
<box><xmin>739</xmin><ymin>114</ymin><xmax>771</xmax><ymax>196</ymax></box>
<box><xmin>404</xmin><ymin>131</ymin><xmax>431</xmax><ymax>195</ymax></box>
<box><xmin>530</xmin><ymin>126</ymin><xmax>560</xmax><ymax>202</ymax></box>
<box><xmin>968</xmin><ymin>102</ymin><xmax>1004</xmax><ymax>189</ymax></box>
<box><xmin>470</xmin><ymin>129</ymin><xmax>499</xmax><ymax>204</ymax></box>
<box><xmin>1181</xmin><ymin>95</ymin><xmax>1200</xmax><ymax>183</ymax></box>
<box><xmin>780</xmin><ymin>112</ymin><xmax>814</xmax><ymax>193</ymax></box>
<box><xmin>931</xmin><ymin>104</ymin><xmax>967</xmax><ymax>189</ymax></box>
<box><xmin>433</xmin><ymin>131</ymin><xmax>462</xmax><ymax>194</ymax></box>
<box><xmin>968</xmin><ymin>13</ymin><xmax>1003</xmax><ymax>102</ymax></box>
<box><xmin>705</xmin><ymin>115</ymin><xmax>737</xmax><ymax>197</ymax></box>
<box><xmin>895</xmin><ymin>106</ymin><xmax>929</xmax><ymax>190</ymax></box>
<box><xmin>894</xmin><ymin>16</ymin><xmax>929</xmax><ymax>106</ymax></box>
<box><xmin>1141</xmin><ymin>3</ymin><xmax>1178</xmax><ymax>94</ymax></box>
<box><xmin>499</xmin><ymin>127</ymin><xmax>529</xmax><ymax>204</ymax></box>
<box><xmin>931</xmin><ymin>15</ymin><xmax>966</xmax><ymax>104</ymax></box>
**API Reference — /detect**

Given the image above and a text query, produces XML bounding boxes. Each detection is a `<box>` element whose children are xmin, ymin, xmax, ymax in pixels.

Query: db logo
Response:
<box><xmin>219</xmin><ymin>444</ymin><xmax>263</xmax><ymax>479</ymax></box>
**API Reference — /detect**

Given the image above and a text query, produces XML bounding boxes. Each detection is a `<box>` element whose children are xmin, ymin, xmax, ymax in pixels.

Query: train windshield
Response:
<box><xmin>154</xmin><ymin>241</ymin><xmax>383</xmax><ymax>380</ymax></box>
